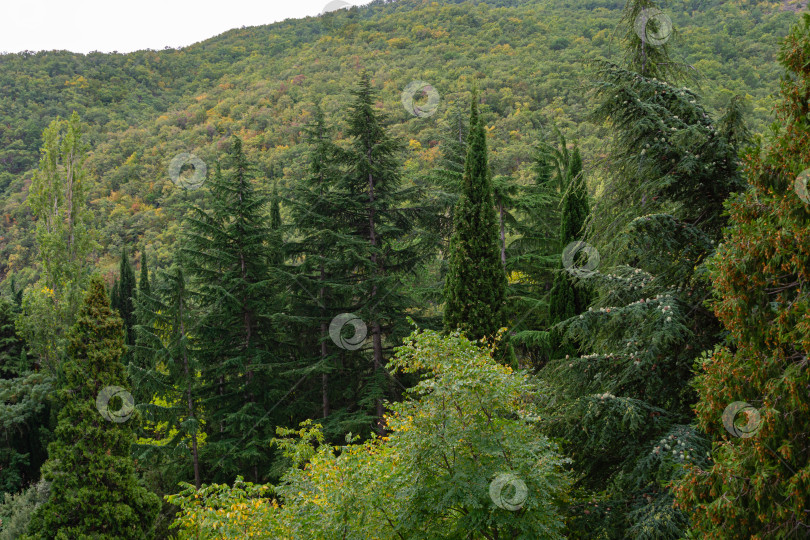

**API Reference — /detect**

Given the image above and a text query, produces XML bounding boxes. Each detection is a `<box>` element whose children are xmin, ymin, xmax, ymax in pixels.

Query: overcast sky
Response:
<box><xmin>0</xmin><ymin>0</ymin><xmax>374</xmax><ymax>54</ymax></box>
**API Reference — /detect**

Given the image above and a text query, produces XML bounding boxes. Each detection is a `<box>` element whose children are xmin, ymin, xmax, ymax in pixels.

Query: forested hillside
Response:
<box><xmin>1</xmin><ymin>0</ymin><xmax>809</xmax><ymax>538</ymax></box>
<box><xmin>0</xmin><ymin>0</ymin><xmax>798</xmax><ymax>281</ymax></box>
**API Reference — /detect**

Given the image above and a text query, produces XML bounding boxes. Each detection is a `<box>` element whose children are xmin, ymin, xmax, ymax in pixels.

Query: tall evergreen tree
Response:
<box><xmin>182</xmin><ymin>137</ymin><xmax>290</xmax><ymax>483</ymax></box>
<box><xmin>443</xmin><ymin>91</ymin><xmax>508</xmax><ymax>342</ymax></box>
<box><xmin>335</xmin><ymin>73</ymin><xmax>419</xmax><ymax>433</ymax></box>
<box><xmin>674</xmin><ymin>14</ymin><xmax>810</xmax><ymax>538</ymax></box>
<box><xmin>26</xmin><ymin>275</ymin><xmax>160</xmax><ymax>539</ymax></box>
<box><xmin>547</xmin><ymin>146</ymin><xmax>590</xmax><ymax>326</ymax></box>
<box><xmin>0</xmin><ymin>297</ymin><xmax>50</xmax><ymax>496</ymax></box>
<box><xmin>534</xmin><ymin>6</ymin><xmax>747</xmax><ymax>536</ymax></box>
<box><xmin>131</xmin><ymin>266</ymin><xmax>202</xmax><ymax>491</ymax></box>
<box><xmin>285</xmin><ymin>103</ymin><xmax>373</xmax><ymax>437</ymax></box>
<box><xmin>110</xmin><ymin>278</ymin><xmax>120</xmax><ymax>312</ymax></box>
<box><xmin>138</xmin><ymin>248</ymin><xmax>150</xmax><ymax>299</ymax></box>
<box><xmin>116</xmin><ymin>247</ymin><xmax>137</xmax><ymax>352</ymax></box>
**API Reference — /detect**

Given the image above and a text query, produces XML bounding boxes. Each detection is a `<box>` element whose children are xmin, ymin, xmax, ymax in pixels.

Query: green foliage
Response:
<box><xmin>181</xmin><ymin>137</ymin><xmax>291</xmax><ymax>484</ymax></box>
<box><xmin>333</xmin><ymin>72</ymin><xmax>421</xmax><ymax>431</ymax></box>
<box><xmin>283</xmin><ymin>102</ymin><xmax>377</xmax><ymax>437</ymax></box>
<box><xmin>27</xmin><ymin>275</ymin><xmax>160</xmax><ymax>539</ymax></box>
<box><xmin>0</xmin><ymin>0</ymin><xmax>794</xmax><ymax>288</ymax></box>
<box><xmin>0</xmin><ymin>480</ymin><xmax>49</xmax><ymax>540</ymax></box>
<box><xmin>673</xmin><ymin>13</ymin><xmax>810</xmax><ymax>539</ymax></box>
<box><xmin>16</xmin><ymin>113</ymin><xmax>95</xmax><ymax>373</ymax></box>
<box><xmin>138</xmin><ymin>248</ymin><xmax>150</xmax><ymax>299</ymax></box>
<box><xmin>167</xmin><ymin>329</ymin><xmax>572</xmax><ymax>539</ymax></box>
<box><xmin>113</xmin><ymin>247</ymin><xmax>137</xmax><ymax>351</ymax></box>
<box><xmin>535</xmin><ymin>12</ymin><xmax>746</xmax><ymax>535</ymax></box>
<box><xmin>444</xmin><ymin>92</ymin><xmax>508</xmax><ymax>341</ymax></box>
<box><xmin>0</xmin><ymin>298</ymin><xmax>51</xmax><ymax>495</ymax></box>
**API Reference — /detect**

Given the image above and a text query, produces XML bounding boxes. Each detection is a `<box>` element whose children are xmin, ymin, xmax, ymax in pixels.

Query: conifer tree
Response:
<box><xmin>182</xmin><ymin>137</ymin><xmax>290</xmax><ymax>483</ymax></box>
<box><xmin>674</xmin><ymin>14</ymin><xmax>810</xmax><ymax>538</ymax></box>
<box><xmin>131</xmin><ymin>266</ymin><xmax>202</xmax><ymax>491</ymax></box>
<box><xmin>335</xmin><ymin>73</ymin><xmax>419</xmax><ymax>432</ymax></box>
<box><xmin>116</xmin><ymin>247</ymin><xmax>137</xmax><ymax>351</ymax></box>
<box><xmin>547</xmin><ymin>146</ymin><xmax>590</xmax><ymax>326</ymax></box>
<box><xmin>443</xmin><ymin>91</ymin><xmax>508</xmax><ymax>342</ymax></box>
<box><xmin>0</xmin><ymin>297</ymin><xmax>50</xmax><ymax>496</ymax></box>
<box><xmin>506</xmin><ymin>129</ymin><xmax>574</xmax><ymax>360</ymax></box>
<box><xmin>285</xmin><ymin>103</ymin><xmax>373</xmax><ymax>436</ymax></box>
<box><xmin>535</xmin><ymin>3</ymin><xmax>747</xmax><ymax>535</ymax></box>
<box><xmin>110</xmin><ymin>278</ymin><xmax>120</xmax><ymax>311</ymax></box>
<box><xmin>27</xmin><ymin>275</ymin><xmax>160</xmax><ymax>539</ymax></box>
<box><xmin>138</xmin><ymin>248</ymin><xmax>150</xmax><ymax>299</ymax></box>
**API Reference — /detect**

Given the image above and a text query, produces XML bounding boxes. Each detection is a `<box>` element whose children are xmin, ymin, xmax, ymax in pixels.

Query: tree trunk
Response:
<box><xmin>499</xmin><ymin>203</ymin><xmax>506</xmax><ymax>266</ymax></box>
<box><xmin>368</xmin><ymin>156</ymin><xmax>385</xmax><ymax>436</ymax></box>
<box><xmin>180</xmin><ymin>297</ymin><xmax>201</xmax><ymax>490</ymax></box>
<box><xmin>320</xmin><ymin>266</ymin><xmax>330</xmax><ymax>418</ymax></box>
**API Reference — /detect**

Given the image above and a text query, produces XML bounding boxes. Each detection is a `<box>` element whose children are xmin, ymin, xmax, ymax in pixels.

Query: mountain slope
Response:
<box><xmin>0</xmin><ymin>0</ymin><xmax>799</xmax><ymax>285</ymax></box>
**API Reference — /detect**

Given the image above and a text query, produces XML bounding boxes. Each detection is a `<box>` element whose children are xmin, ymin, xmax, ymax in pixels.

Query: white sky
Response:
<box><xmin>0</xmin><ymin>0</ymin><xmax>374</xmax><ymax>54</ymax></box>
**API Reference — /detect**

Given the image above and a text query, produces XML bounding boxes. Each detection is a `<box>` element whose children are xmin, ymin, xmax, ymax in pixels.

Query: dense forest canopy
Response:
<box><xmin>0</xmin><ymin>0</ymin><xmax>799</xmax><ymax>282</ymax></box>
<box><xmin>1</xmin><ymin>0</ymin><xmax>808</xmax><ymax>538</ymax></box>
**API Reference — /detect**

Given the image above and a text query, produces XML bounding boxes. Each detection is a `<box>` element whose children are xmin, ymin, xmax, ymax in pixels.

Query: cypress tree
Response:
<box><xmin>138</xmin><ymin>248</ymin><xmax>150</xmax><ymax>299</ymax></box>
<box><xmin>547</xmin><ymin>146</ymin><xmax>590</xmax><ymax>326</ymax></box>
<box><xmin>110</xmin><ymin>278</ymin><xmax>120</xmax><ymax>312</ymax></box>
<box><xmin>443</xmin><ymin>91</ymin><xmax>508</xmax><ymax>342</ymax></box>
<box><xmin>118</xmin><ymin>247</ymin><xmax>137</xmax><ymax>351</ymax></box>
<box><xmin>27</xmin><ymin>275</ymin><xmax>160</xmax><ymax>539</ymax></box>
<box><xmin>674</xmin><ymin>14</ymin><xmax>810</xmax><ymax>538</ymax></box>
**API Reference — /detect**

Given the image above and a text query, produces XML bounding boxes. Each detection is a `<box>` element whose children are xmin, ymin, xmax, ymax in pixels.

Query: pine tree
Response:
<box><xmin>443</xmin><ymin>91</ymin><xmax>508</xmax><ymax>342</ymax></box>
<box><xmin>27</xmin><ymin>275</ymin><xmax>160</xmax><ymax>539</ymax></box>
<box><xmin>182</xmin><ymin>137</ymin><xmax>290</xmax><ymax>483</ymax></box>
<box><xmin>673</xmin><ymin>14</ymin><xmax>810</xmax><ymax>538</ymax></box>
<box><xmin>335</xmin><ymin>73</ymin><xmax>419</xmax><ymax>433</ymax></box>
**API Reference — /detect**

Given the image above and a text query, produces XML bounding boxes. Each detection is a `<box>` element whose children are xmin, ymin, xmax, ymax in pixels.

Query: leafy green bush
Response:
<box><xmin>168</xmin><ymin>329</ymin><xmax>572</xmax><ymax>539</ymax></box>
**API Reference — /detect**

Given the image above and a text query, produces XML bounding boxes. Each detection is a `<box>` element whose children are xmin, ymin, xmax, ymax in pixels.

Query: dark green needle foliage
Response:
<box><xmin>443</xmin><ymin>91</ymin><xmax>508</xmax><ymax>344</ymax></box>
<box><xmin>0</xmin><ymin>297</ymin><xmax>50</xmax><ymax>496</ymax></box>
<box><xmin>181</xmin><ymin>137</ymin><xmax>291</xmax><ymax>484</ymax></box>
<box><xmin>138</xmin><ymin>248</ymin><xmax>150</xmax><ymax>299</ymax></box>
<box><xmin>26</xmin><ymin>275</ymin><xmax>160</xmax><ymax>539</ymax></box>
<box><xmin>115</xmin><ymin>247</ymin><xmax>137</xmax><ymax>353</ymax></box>
<box><xmin>334</xmin><ymin>73</ymin><xmax>420</xmax><ymax>431</ymax></box>
<box><xmin>284</xmin><ymin>103</ymin><xmax>376</xmax><ymax>439</ymax></box>
<box><xmin>536</xmin><ymin>4</ymin><xmax>748</xmax><ymax>536</ymax></box>
<box><xmin>131</xmin><ymin>266</ymin><xmax>203</xmax><ymax>495</ymax></box>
